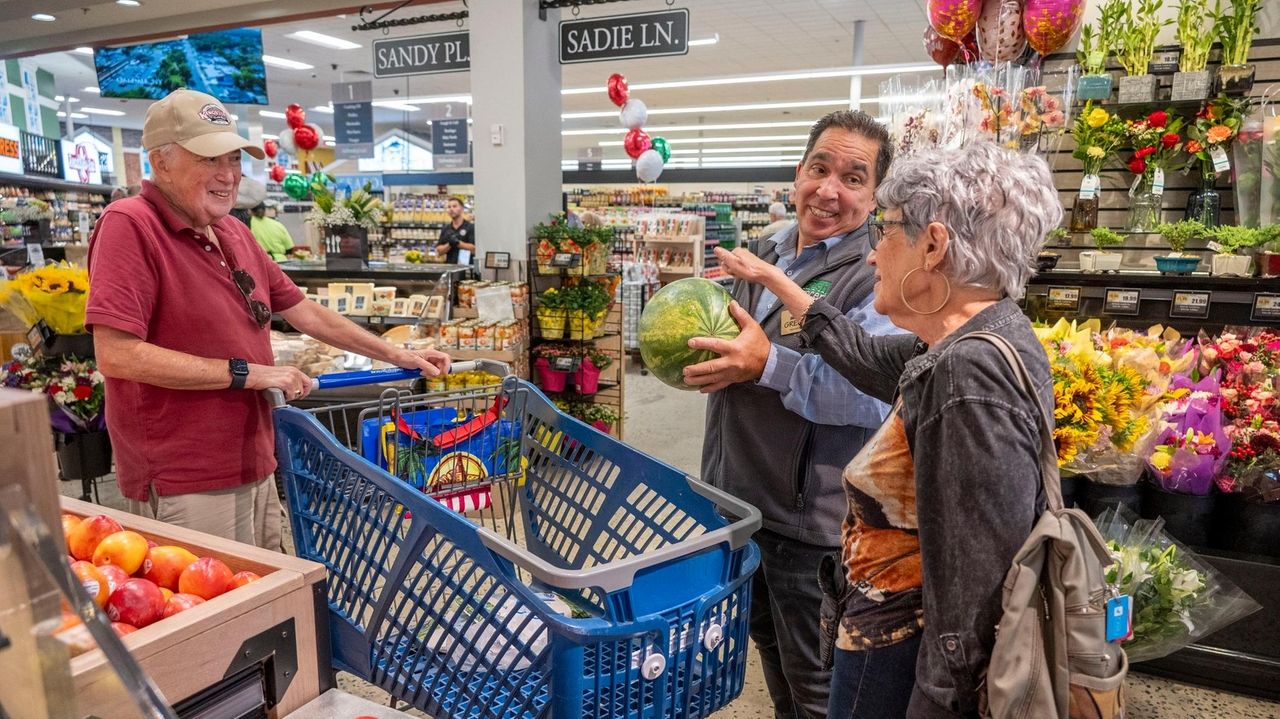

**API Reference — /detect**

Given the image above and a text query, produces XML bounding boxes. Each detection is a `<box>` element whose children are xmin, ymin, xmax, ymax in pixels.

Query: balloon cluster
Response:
<box><xmin>923</xmin><ymin>0</ymin><xmax>1081</xmax><ymax>66</ymax></box>
<box><xmin>263</xmin><ymin>103</ymin><xmax>328</xmax><ymax>199</ymax></box>
<box><xmin>608</xmin><ymin>73</ymin><xmax>670</xmax><ymax>184</ymax></box>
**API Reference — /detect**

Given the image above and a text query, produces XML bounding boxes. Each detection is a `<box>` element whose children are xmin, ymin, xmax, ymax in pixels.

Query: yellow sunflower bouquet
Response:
<box><xmin>0</xmin><ymin>262</ymin><xmax>90</xmax><ymax>335</ymax></box>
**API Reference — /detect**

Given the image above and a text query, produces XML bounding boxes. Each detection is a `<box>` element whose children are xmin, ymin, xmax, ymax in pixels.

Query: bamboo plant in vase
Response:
<box><xmin>1123</xmin><ymin>110</ymin><xmax>1185</xmax><ymax>233</ymax></box>
<box><xmin>1171</xmin><ymin>0</ymin><xmax>1218</xmax><ymax>101</ymax></box>
<box><xmin>1184</xmin><ymin>96</ymin><xmax>1250</xmax><ymax>228</ymax></box>
<box><xmin>1081</xmin><ymin>228</ymin><xmax>1125</xmax><ymax>272</ymax></box>
<box><xmin>1209</xmin><ymin>225</ymin><xmax>1261</xmax><ymax>276</ymax></box>
<box><xmin>1070</xmin><ymin>104</ymin><xmax>1124</xmax><ymax>231</ymax></box>
<box><xmin>1115</xmin><ymin>0</ymin><xmax>1170</xmax><ymax>104</ymax></box>
<box><xmin>1154</xmin><ymin>220</ymin><xmax>1206</xmax><ymax>274</ymax></box>
<box><xmin>1213</xmin><ymin>0</ymin><xmax>1261</xmax><ymax>95</ymax></box>
<box><xmin>1076</xmin><ymin>0</ymin><xmax>1126</xmax><ymax>101</ymax></box>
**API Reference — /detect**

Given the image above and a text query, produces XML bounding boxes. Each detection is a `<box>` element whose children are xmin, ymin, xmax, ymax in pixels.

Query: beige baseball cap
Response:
<box><xmin>142</xmin><ymin>89</ymin><xmax>265</xmax><ymax>160</ymax></box>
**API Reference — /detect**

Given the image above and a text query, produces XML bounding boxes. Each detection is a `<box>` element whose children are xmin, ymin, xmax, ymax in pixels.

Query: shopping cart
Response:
<box><xmin>271</xmin><ymin>361</ymin><xmax>762</xmax><ymax>719</ymax></box>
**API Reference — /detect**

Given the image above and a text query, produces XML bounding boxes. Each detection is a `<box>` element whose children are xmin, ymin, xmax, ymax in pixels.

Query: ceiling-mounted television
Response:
<box><xmin>93</xmin><ymin>28</ymin><xmax>269</xmax><ymax>105</ymax></box>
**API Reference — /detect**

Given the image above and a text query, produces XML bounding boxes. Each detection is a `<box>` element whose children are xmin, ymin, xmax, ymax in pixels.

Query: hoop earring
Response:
<box><xmin>899</xmin><ymin>267</ymin><xmax>951</xmax><ymax>315</ymax></box>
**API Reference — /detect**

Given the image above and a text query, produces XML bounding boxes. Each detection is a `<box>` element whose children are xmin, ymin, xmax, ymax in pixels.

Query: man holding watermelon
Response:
<box><xmin>692</xmin><ymin>110</ymin><xmax>903</xmax><ymax>719</ymax></box>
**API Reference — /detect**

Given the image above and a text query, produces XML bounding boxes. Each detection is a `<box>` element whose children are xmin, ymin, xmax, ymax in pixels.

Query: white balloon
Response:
<box><xmin>619</xmin><ymin>98</ymin><xmax>648</xmax><ymax>130</ymax></box>
<box><xmin>307</xmin><ymin>123</ymin><xmax>325</xmax><ymax>143</ymax></box>
<box><xmin>635</xmin><ymin>149</ymin><xmax>664</xmax><ymax>183</ymax></box>
<box><xmin>277</xmin><ymin>128</ymin><xmax>298</xmax><ymax>156</ymax></box>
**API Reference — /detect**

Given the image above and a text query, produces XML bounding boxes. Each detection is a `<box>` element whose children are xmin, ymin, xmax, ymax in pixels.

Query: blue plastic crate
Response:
<box><xmin>275</xmin><ymin>377</ymin><xmax>760</xmax><ymax>719</ymax></box>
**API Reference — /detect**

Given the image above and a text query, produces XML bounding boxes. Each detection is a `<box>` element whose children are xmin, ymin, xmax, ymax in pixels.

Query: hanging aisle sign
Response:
<box><xmin>372</xmin><ymin>31</ymin><xmax>470</xmax><ymax>78</ymax></box>
<box><xmin>560</xmin><ymin>8</ymin><xmax>689</xmax><ymax>64</ymax></box>
<box><xmin>431</xmin><ymin>117</ymin><xmax>469</xmax><ymax>169</ymax></box>
<box><xmin>332</xmin><ymin>81</ymin><xmax>374</xmax><ymax>160</ymax></box>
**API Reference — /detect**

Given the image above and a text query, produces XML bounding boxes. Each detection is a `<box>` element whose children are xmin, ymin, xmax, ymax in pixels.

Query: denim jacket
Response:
<box><xmin>800</xmin><ymin>298</ymin><xmax>1052</xmax><ymax>717</ymax></box>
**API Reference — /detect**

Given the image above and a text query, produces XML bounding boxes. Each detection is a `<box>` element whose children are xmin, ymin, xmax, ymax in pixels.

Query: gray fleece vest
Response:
<box><xmin>701</xmin><ymin>223</ymin><xmax>879</xmax><ymax>547</ymax></box>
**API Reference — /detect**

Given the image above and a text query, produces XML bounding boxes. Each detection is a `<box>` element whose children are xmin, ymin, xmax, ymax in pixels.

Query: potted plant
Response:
<box><xmin>1081</xmin><ymin>228</ymin><xmax>1125</xmax><ymax>272</ymax></box>
<box><xmin>1069</xmin><ymin>104</ymin><xmax>1124</xmax><ymax>231</ymax></box>
<box><xmin>564</xmin><ymin>281</ymin><xmax>610</xmax><ymax>340</ymax></box>
<box><xmin>533</xmin><ymin>213</ymin><xmax>585</xmax><ymax>275</ymax></box>
<box><xmin>1115</xmin><ymin>0</ymin><xmax>1170</xmax><ymax>104</ymax></box>
<box><xmin>1209</xmin><ymin>225</ymin><xmax>1260</xmax><ymax>276</ymax></box>
<box><xmin>578</xmin><ymin>223</ymin><xmax>615</xmax><ymax>275</ymax></box>
<box><xmin>1154</xmin><ymin>220</ymin><xmax>1205</xmax><ymax>274</ymax></box>
<box><xmin>308</xmin><ymin>180</ymin><xmax>384</xmax><ymax>270</ymax></box>
<box><xmin>531</xmin><ymin>343</ymin><xmax>572</xmax><ymax>392</ymax></box>
<box><xmin>1259</xmin><ymin>224</ymin><xmax>1280</xmax><ymax>277</ymax></box>
<box><xmin>1075</xmin><ymin>0</ymin><xmax>1125</xmax><ymax>100</ymax></box>
<box><xmin>1183</xmin><ymin>97</ymin><xmax>1250</xmax><ymax>228</ymax></box>
<box><xmin>583</xmin><ymin>403</ymin><xmax>621</xmax><ymax>435</ymax></box>
<box><xmin>1123</xmin><ymin>109</ymin><xmax>1184</xmax><ymax>232</ymax></box>
<box><xmin>1171</xmin><ymin>0</ymin><xmax>1218</xmax><ymax>100</ymax></box>
<box><xmin>535</xmin><ymin>287</ymin><xmax>568</xmax><ymax>339</ymax></box>
<box><xmin>1213</xmin><ymin>0</ymin><xmax>1261</xmax><ymax>95</ymax></box>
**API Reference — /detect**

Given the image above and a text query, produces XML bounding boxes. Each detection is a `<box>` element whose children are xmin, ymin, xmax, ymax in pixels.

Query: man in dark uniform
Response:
<box><xmin>435</xmin><ymin>197</ymin><xmax>475</xmax><ymax>264</ymax></box>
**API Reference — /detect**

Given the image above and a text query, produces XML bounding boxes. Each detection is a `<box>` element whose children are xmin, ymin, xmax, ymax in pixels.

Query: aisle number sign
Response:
<box><xmin>0</xmin><ymin>123</ymin><xmax>22</xmax><ymax>175</ymax></box>
<box><xmin>560</xmin><ymin>9</ymin><xmax>689</xmax><ymax>64</ymax></box>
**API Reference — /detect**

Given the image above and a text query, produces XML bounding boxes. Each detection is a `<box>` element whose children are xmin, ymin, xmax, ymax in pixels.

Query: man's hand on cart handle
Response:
<box><xmin>247</xmin><ymin>363</ymin><xmax>314</xmax><ymax>400</ymax></box>
<box><xmin>389</xmin><ymin>347</ymin><xmax>452</xmax><ymax>378</ymax></box>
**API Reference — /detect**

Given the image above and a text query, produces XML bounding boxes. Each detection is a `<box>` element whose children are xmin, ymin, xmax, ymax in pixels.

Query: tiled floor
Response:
<box><xmin>59</xmin><ymin>363</ymin><xmax>1280</xmax><ymax>717</ymax></box>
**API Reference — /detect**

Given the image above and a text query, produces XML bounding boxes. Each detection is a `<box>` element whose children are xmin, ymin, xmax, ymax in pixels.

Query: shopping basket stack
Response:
<box><xmin>273</xmin><ymin>370</ymin><xmax>761</xmax><ymax>719</ymax></box>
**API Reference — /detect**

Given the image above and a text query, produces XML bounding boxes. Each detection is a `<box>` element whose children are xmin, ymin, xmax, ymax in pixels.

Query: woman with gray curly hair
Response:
<box><xmin>687</xmin><ymin>142</ymin><xmax>1061</xmax><ymax>718</ymax></box>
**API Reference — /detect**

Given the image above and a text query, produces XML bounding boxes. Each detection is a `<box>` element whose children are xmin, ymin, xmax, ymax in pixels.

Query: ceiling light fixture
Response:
<box><xmin>310</xmin><ymin>104</ymin><xmax>335</xmax><ymax>114</ymax></box>
<box><xmin>562</xmin><ymin>98</ymin><xmax>845</xmax><ymax>120</ymax></box>
<box><xmin>372</xmin><ymin>100</ymin><xmax>421</xmax><ymax>112</ymax></box>
<box><xmin>564</xmin><ymin>119</ymin><xmax>814</xmax><ymax>137</ymax></box>
<box><xmin>32</xmin><ymin>13</ymin><xmax>56</xmax><ymax>21</ymax></box>
<box><xmin>56</xmin><ymin>111</ymin><xmax>89</xmax><ymax>119</ymax></box>
<box><xmin>116</xmin><ymin>0</ymin><xmax>141</xmax><ymax>7</ymax></box>
<box><xmin>73</xmin><ymin>47</ymin><xmax>94</xmax><ymax>55</ymax></box>
<box><xmin>79</xmin><ymin>107</ymin><xmax>126</xmax><ymax>116</ymax></box>
<box><xmin>561</xmin><ymin>62</ymin><xmax>939</xmax><ymax>95</ymax></box>
<box><xmin>261</xmin><ymin>55</ymin><xmax>314</xmax><ymax>70</ymax></box>
<box><xmin>287</xmin><ymin>30</ymin><xmax>361</xmax><ymax>50</ymax></box>
<box><xmin>687</xmin><ymin>33</ymin><xmax>719</xmax><ymax>47</ymax></box>
<box><xmin>259</xmin><ymin>110</ymin><xmax>287</xmax><ymax>119</ymax></box>
<box><xmin>84</xmin><ymin>86</ymin><xmax>101</xmax><ymax>93</ymax></box>
<box><xmin>55</xmin><ymin>95</ymin><xmax>64</xmax><ymax>102</ymax></box>
<box><xmin>700</xmin><ymin>145</ymin><xmax>807</xmax><ymax>154</ymax></box>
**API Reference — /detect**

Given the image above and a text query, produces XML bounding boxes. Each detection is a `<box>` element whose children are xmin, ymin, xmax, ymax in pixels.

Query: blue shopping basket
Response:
<box><xmin>273</xmin><ymin>364</ymin><xmax>761</xmax><ymax>719</ymax></box>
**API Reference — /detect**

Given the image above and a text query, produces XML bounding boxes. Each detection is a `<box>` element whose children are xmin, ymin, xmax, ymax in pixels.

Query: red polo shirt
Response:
<box><xmin>85</xmin><ymin>181</ymin><xmax>305</xmax><ymax>501</ymax></box>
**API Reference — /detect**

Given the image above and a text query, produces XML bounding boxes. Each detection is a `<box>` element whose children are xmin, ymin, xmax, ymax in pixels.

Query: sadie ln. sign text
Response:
<box><xmin>560</xmin><ymin>9</ymin><xmax>689</xmax><ymax>64</ymax></box>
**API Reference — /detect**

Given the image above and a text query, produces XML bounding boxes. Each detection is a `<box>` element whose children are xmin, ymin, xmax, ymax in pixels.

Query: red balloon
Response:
<box><xmin>285</xmin><ymin>103</ymin><xmax>306</xmax><ymax>130</ymax></box>
<box><xmin>262</xmin><ymin>139</ymin><xmax>279</xmax><ymax>158</ymax></box>
<box><xmin>923</xmin><ymin>26</ymin><xmax>961</xmax><ymax>67</ymax></box>
<box><xmin>607</xmin><ymin>74</ymin><xmax>629</xmax><ymax>107</ymax></box>
<box><xmin>269</xmin><ymin>164</ymin><xmax>286</xmax><ymax>182</ymax></box>
<box><xmin>291</xmin><ymin>124</ymin><xmax>320</xmax><ymax>151</ymax></box>
<box><xmin>623</xmin><ymin>128</ymin><xmax>651</xmax><ymax>159</ymax></box>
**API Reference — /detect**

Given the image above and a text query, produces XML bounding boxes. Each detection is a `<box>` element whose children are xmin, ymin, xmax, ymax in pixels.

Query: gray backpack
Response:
<box><xmin>964</xmin><ymin>332</ymin><xmax>1127</xmax><ymax>719</ymax></box>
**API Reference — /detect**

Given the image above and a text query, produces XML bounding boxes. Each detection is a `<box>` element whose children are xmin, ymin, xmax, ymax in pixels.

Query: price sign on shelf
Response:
<box><xmin>1170</xmin><ymin>290</ymin><xmax>1211</xmax><ymax>319</ymax></box>
<box><xmin>1251</xmin><ymin>293</ymin><xmax>1280</xmax><ymax>322</ymax></box>
<box><xmin>1046</xmin><ymin>286</ymin><xmax>1081</xmax><ymax>312</ymax></box>
<box><xmin>551</xmin><ymin>356</ymin><xmax>581</xmax><ymax>372</ymax></box>
<box><xmin>551</xmin><ymin>252</ymin><xmax>581</xmax><ymax>268</ymax></box>
<box><xmin>1103</xmin><ymin>288</ymin><xmax>1141</xmax><ymax>316</ymax></box>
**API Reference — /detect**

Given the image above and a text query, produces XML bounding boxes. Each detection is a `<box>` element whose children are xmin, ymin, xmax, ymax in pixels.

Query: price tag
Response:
<box><xmin>1206</xmin><ymin>240</ymin><xmax>1224</xmax><ymax>253</ymax></box>
<box><xmin>1211</xmin><ymin>146</ymin><xmax>1231</xmax><ymax>173</ymax></box>
<box><xmin>1079</xmin><ymin>174</ymin><xmax>1101</xmax><ymax>199</ymax></box>
<box><xmin>1106</xmin><ymin>595</ymin><xmax>1133</xmax><ymax>642</ymax></box>
<box><xmin>1047</xmin><ymin>286</ymin><xmax>1081</xmax><ymax>312</ymax></box>
<box><xmin>1170</xmin><ymin>290</ymin><xmax>1211</xmax><ymax>319</ymax></box>
<box><xmin>1152</xmin><ymin>167</ymin><xmax>1165</xmax><ymax>195</ymax></box>
<box><xmin>367</xmin><ymin>315</ymin><xmax>385</xmax><ymax>325</ymax></box>
<box><xmin>551</xmin><ymin>252</ymin><xmax>581</xmax><ymax>268</ymax></box>
<box><xmin>551</xmin><ymin>356</ymin><xmax>581</xmax><ymax>372</ymax></box>
<box><xmin>1104</xmin><ymin>288</ymin><xmax>1141</xmax><ymax>316</ymax></box>
<box><xmin>1251</xmin><ymin>293</ymin><xmax>1280</xmax><ymax>322</ymax></box>
<box><xmin>26</xmin><ymin>244</ymin><xmax>44</xmax><ymax>266</ymax></box>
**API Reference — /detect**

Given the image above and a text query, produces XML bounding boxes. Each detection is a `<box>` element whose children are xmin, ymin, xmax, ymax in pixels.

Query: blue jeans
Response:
<box><xmin>750</xmin><ymin>529</ymin><xmax>836</xmax><ymax>719</ymax></box>
<box><xmin>827</xmin><ymin>633</ymin><xmax>922</xmax><ymax>719</ymax></box>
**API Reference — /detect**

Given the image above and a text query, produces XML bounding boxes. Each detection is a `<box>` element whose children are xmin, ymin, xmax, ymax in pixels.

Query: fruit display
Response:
<box><xmin>55</xmin><ymin>513</ymin><xmax>263</xmax><ymax>657</ymax></box>
<box><xmin>638</xmin><ymin>277</ymin><xmax>741</xmax><ymax>391</ymax></box>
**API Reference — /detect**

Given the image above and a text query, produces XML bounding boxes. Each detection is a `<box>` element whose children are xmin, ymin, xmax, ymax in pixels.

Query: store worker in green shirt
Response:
<box><xmin>249</xmin><ymin>203</ymin><xmax>296</xmax><ymax>261</ymax></box>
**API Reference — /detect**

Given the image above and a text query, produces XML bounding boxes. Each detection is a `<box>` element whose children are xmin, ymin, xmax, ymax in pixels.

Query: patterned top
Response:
<box><xmin>837</xmin><ymin>405</ymin><xmax>924</xmax><ymax>650</ymax></box>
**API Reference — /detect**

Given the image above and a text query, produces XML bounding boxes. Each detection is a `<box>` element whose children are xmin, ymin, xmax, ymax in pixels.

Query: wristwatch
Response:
<box><xmin>228</xmin><ymin>358</ymin><xmax>249</xmax><ymax>389</ymax></box>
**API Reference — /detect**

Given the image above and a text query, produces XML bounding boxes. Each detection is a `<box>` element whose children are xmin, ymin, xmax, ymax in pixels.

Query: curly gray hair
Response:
<box><xmin>875</xmin><ymin>143</ymin><xmax>1061</xmax><ymax>299</ymax></box>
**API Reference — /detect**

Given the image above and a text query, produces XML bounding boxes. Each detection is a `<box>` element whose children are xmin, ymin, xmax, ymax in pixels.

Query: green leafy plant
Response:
<box><xmin>1156</xmin><ymin>220</ymin><xmax>1207</xmax><ymax>253</ymax></box>
<box><xmin>309</xmin><ymin>180</ymin><xmax>385</xmax><ymax>229</ymax></box>
<box><xmin>1077</xmin><ymin>0</ymin><xmax>1127</xmax><ymax>76</ymax></box>
<box><xmin>536</xmin><ymin>286</ymin><xmax>569</xmax><ymax>311</ymax></box>
<box><xmin>1090</xmin><ymin>228</ymin><xmax>1125</xmax><ymax>251</ymax></box>
<box><xmin>1047</xmin><ymin>227</ymin><xmax>1071</xmax><ymax>246</ymax></box>
<box><xmin>1260</xmin><ymin>224</ymin><xmax>1280</xmax><ymax>253</ymax></box>
<box><xmin>1177</xmin><ymin>0</ymin><xmax>1219</xmax><ymax>72</ymax></box>
<box><xmin>1213</xmin><ymin>0</ymin><xmax>1261</xmax><ymax>66</ymax></box>
<box><xmin>1211</xmin><ymin>225</ymin><xmax>1261</xmax><ymax>255</ymax></box>
<box><xmin>1105</xmin><ymin>540</ymin><xmax>1207</xmax><ymax>659</ymax></box>
<box><xmin>1071</xmin><ymin>103</ymin><xmax>1126</xmax><ymax>176</ymax></box>
<box><xmin>1116</xmin><ymin>0</ymin><xmax>1171</xmax><ymax>77</ymax></box>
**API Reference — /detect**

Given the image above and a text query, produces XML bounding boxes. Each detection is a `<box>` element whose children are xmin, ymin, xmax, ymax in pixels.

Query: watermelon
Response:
<box><xmin>638</xmin><ymin>278</ymin><xmax>741</xmax><ymax>391</ymax></box>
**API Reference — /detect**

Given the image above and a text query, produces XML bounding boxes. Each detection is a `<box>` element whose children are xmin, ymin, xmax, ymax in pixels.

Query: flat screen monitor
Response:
<box><xmin>94</xmin><ymin>28</ymin><xmax>269</xmax><ymax>105</ymax></box>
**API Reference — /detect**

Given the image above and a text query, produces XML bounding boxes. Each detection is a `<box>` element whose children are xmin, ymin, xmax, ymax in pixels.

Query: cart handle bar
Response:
<box><xmin>267</xmin><ymin>359</ymin><xmax>511</xmax><ymax>407</ymax></box>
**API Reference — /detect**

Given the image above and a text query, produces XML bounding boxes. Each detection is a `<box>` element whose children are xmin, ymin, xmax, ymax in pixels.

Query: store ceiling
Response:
<box><xmin>6</xmin><ymin>0</ymin><xmax>1277</xmax><ymax>168</ymax></box>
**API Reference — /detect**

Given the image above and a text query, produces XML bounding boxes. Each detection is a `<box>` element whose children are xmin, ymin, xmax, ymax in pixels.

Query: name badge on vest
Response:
<box><xmin>780</xmin><ymin>310</ymin><xmax>802</xmax><ymax>336</ymax></box>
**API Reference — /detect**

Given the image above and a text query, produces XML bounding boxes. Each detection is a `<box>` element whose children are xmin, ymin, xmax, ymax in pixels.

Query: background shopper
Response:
<box><xmin>694</xmin><ymin>110</ymin><xmax>903</xmax><ymax>719</ymax></box>
<box><xmin>698</xmin><ymin>143</ymin><xmax>1060</xmax><ymax>718</ymax></box>
<box><xmin>435</xmin><ymin>196</ymin><xmax>475</xmax><ymax>264</ymax></box>
<box><xmin>249</xmin><ymin>203</ymin><xmax>296</xmax><ymax>261</ymax></box>
<box><xmin>86</xmin><ymin>89</ymin><xmax>450</xmax><ymax>549</ymax></box>
<box><xmin>759</xmin><ymin>201</ymin><xmax>793</xmax><ymax>240</ymax></box>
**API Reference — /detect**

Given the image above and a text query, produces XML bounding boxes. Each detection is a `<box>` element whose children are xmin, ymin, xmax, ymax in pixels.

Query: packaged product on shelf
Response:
<box><xmin>474</xmin><ymin>322</ymin><xmax>495</xmax><ymax>351</ymax></box>
<box><xmin>456</xmin><ymin>320</ymin><xmax>477</xmax><ymax>350</ymax></box>
<box><xmin>457</xmin><ymin>280</ymin><xmax>479</xmax><ymax>308</ymax></box>
<box><xmin>373</xmin><ymin>286</ymin><xmax>397</xmax><ymax>303</ymax></box>
<box><xmin>441</xmin><ymin>319</ymin><xmax>461</xmax><ymax>349</ymax></box>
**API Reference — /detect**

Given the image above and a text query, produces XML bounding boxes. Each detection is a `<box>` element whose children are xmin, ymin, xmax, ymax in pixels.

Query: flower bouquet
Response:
<box><xmin>2</xmin><ymin>356</ymin><xmax>106</xmax><ymax>433</ymax></box>
<box><xmin>1069</xmin><ymin>104</ymin><xmax>1125</xmax><ymax>230</ymax></box>
<box><xmin>0</xmin><ymin>262</ymin><xmax>93</xmax><ymax>357</ymax></box>
<box><xmin>1123</xmin><ymin>109</ymin><xmax>1185</xmax><ymax>232</ymax></box>
<box><xmin>1096</xmin><ymin>506</ymin><xmax>1260</xmax><ymax>662</ymax></box>
<box><xmin>1142</xmin><ymin>374</ymin><xmax>1230</xmax><ymax>497</ymax></box>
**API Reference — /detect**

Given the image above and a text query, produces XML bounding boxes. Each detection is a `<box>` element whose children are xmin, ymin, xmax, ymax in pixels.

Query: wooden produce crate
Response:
<box><xmin>61</xmin><ymin>497</ymin><xmax>331</xmax><ymax>717</ymax></box>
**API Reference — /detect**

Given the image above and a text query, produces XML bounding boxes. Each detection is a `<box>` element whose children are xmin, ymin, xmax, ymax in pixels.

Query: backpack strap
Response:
<box><xmin>958</xmin><ymin>331</ymin><xmax>1064</xmax><ymax>513</ymax></box>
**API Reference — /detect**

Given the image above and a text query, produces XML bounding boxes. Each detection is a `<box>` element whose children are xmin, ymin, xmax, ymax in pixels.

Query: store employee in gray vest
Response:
<box><xmin>686</xmin><ymin>110</ymin><xmax>903</xmax><ymax>719</ymax></box>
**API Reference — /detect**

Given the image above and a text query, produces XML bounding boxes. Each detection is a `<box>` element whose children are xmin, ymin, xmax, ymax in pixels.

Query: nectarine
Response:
<box><xmin>178</xmin><ymin>557</ymin><xmax>234</xmax><ymax>600</ymax></box>
<box><xmin>92</xmin><ymin>531</ymin><xmax>149</xmax><ymax>575</ymax></box>
<box><xmin>142</xmin><ymin>545</ymin><xmax>199</xmax><ymax>590</ymax></box>
<box><xmin>105</xmin><ymin>578</ymin><xmax>165</xmax><ymax>628</ymax></box>
<box><xmin>67</xmin><ymin>515</ymin><xmax>123</xmax><ymax>561</ymax></box>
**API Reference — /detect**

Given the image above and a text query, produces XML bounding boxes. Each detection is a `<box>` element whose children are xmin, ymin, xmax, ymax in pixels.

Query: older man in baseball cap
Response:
<box><xmin>85</xmin><ymin>89</ymin><xmax>451</xmax><ymax>548</ymax></box>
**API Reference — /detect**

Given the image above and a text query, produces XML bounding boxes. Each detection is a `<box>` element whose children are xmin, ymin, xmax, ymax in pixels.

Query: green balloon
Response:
<box><xmin>309</xmin><ymin>171</ymin><xmax>331</xmax><ymax>187</ymax></box>
<box><xmin>650</xmin><ymin>136</ymin><xmax>671</xmax><ymax>163</ymax></box>
<box><xmin>282</xmin><ymin>173</ymin><xmax>309</xmax><ymax>200</ymax></box>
